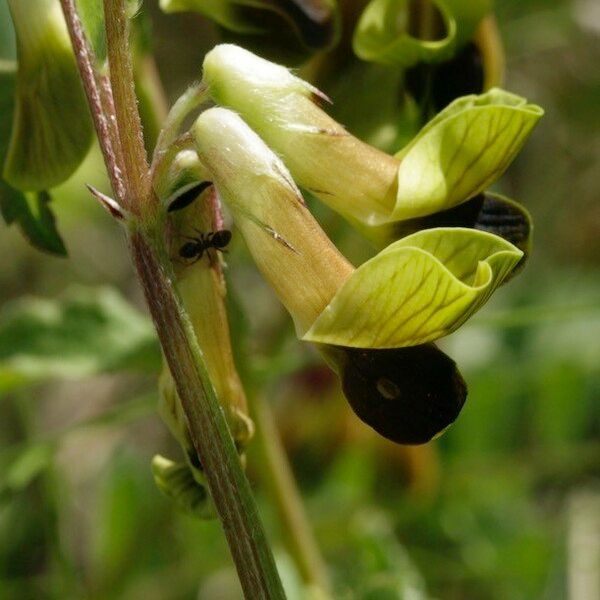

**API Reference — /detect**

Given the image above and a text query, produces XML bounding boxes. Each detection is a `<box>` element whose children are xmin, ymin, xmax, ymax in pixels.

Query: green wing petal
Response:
<box><xmin>353</xmin><ymin>0</ymin><xmax>491</xmax><ymax>67</ymax></box>
<box><xmin>391</xmin><ymin>89</ymin><xmax>543</xmax><ymax>220</ymax></box>
<box><xmin>303</xmin><ymin>228</ymin><xmax>522</xmax><ymax>348</ymax></box>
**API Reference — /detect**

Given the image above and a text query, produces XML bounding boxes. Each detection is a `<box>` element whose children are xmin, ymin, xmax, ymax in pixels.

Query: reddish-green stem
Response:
<box><xmin>59</xmin><ymin>1</ymin><xmax>286</xmax><ymax>597</ymax></box>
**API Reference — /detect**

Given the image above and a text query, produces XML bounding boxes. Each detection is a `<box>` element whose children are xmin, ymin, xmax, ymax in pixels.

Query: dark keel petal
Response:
<box><xmin>333</xmin><ymin>344</ymin><xmax>467</xmax><ymax>445</ymax></box>
<box><xmin>473</xmin><ymin>193</ymin><xmax>532</xmax><ymax>255</ymax></box>
<box><xmin>404</xmin><ymin>42</ymin><xmax>485</xmax><ymax>116</ymax></box>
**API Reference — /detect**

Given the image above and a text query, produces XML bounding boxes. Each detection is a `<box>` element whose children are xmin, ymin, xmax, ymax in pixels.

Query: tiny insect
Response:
<box><xmin>178</xmin><ymin>229</ymin><xmax>232</xmax><ymax>264</ymax></box>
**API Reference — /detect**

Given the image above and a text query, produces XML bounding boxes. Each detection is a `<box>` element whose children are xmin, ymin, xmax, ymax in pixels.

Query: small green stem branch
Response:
<box><xmin>60</xmin><ymin>0</ymin><xmax>286</xmax><ymax>597</ymax></box>
<box><xmin>251</xmin><ymin>393</ymin><xmax>331</xmax><ymax>595</ymax></box>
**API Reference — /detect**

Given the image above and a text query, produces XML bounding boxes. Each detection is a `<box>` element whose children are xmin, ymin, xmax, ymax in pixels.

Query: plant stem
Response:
<box><xmin>59</xmin><ymin>0</ymin><xmax>126</xmax><ymax>204</ymax></box>
<box><xmin>60</xmin><ymin>1</ymin><xmax>286</xmax><ymax>596</ymax></box>
<box><xmin>474</xmin><ymin>15</ymin><xmax>505</xmax><ymax>90</ymax></box>
<box><xmin>251</xmin><ymin>393</ymin><xmax>331</xmax><ymax>595</ymax></box>
<box><xmin>130</xmin><ymin>229</ymin><xmax>285</xmax><ymax>599</ymax></box>
<box><xmin>103</xmin><ymin>0</ymin><xmax>151</xmax><ymax>209</ymax></box>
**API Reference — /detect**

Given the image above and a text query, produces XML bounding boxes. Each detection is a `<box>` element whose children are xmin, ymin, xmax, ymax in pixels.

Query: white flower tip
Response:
<box><xmin>202</xmin><ymin>44</ymin><xmax>317</xmax><ymax>100</ymax></box>
<box><xmin>192</xmin><ymin>107</ymin><xmax>300</xmax><ymax>195</ymax></box>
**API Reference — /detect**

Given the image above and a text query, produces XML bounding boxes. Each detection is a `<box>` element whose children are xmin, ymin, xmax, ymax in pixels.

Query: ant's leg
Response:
<box><xmin>192</xmin><ymin>227</ymin><xmax>210</xmax><ymax>241</ymax></box>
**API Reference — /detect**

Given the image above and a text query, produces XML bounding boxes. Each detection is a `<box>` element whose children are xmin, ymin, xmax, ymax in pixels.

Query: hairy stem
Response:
<box><xmin>59</xmin><ymin>0</ymin><xmax>126</xmax><ymax>204</ymax></box>
<box><xmin>60</xmin><ymin>1</ymin><xmax>286</xmax><ymax>597</ymax></box>
<box><xmin>130</xmin><ymin>230</ymin><xmax>285</xmax><ymax>599</ymax></box>
<box><xmin>103</xmin><ymin>0</ymin><xmax>151</xmax><ymax>209</ymax></box>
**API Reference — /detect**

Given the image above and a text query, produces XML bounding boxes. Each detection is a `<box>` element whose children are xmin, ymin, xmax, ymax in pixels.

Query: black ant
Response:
<box><xmin>178</xmin><ymin>229</ymin><xmax>232</xmax><ymax>264</ymax></box>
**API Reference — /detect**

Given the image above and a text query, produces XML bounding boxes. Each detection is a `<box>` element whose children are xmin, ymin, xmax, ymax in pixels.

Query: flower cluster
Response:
<box><xmin>156</xmin><ymin>44</ymin><xmax>542</xmax><ymax>445</ymax></box>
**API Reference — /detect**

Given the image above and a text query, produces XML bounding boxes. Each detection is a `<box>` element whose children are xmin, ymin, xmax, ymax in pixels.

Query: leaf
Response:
<box><xmin>303</xmin><ymin>228</ymin><xmax>522</xmax><ymax>348</ymax></box>
<box><xmin>0</xmin><ymin>442</ymin><xmax>55</xmax><ymax>496</ymax></box>
<box><xmin>350</xmin><ymin>510</ymin><xmax>430</xmax><ymax>599</ymax></box>
<box><xmin>91</xmin><ymin>451</ymin><xmax>163</xmax><ymax>591</ymax></box>
<box><xmin>0</xmin><ymin>2</ymin><xmax>16</xmax><ymax>60</ymax></box>
<box><xmin>0</xmin><ymin>64</ymin><xmax>66</xmax><ymax>255</ymax></box>
<box><xmin>1</xmin><ymin>189</ymin><xmax>67</xmax><ymax>255</ymax></box>
<box><xmin>3</xmin><ymin>0</ymin><xmax>93</xmax><ymax>191</ymax></box>
<box><xmin>353</xmin><ymin>0</ymin><xmax>456</xmax><ymax>67</ymax></box>
<box><xmin>0</xmin><ymin>287</ymin><xmax>161</xmax><ymax>392</ymax></box>
<box><xmin>391</xmin><ymin>88</ymin><xmax>543</xmax><ymax>220</ymax></box>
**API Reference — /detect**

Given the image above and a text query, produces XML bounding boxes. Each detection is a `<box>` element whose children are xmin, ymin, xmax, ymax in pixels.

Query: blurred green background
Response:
<box><xmin>0</xmin><ymin>1</ymin><xmax>599</xmax><ymax>599</ymax></box>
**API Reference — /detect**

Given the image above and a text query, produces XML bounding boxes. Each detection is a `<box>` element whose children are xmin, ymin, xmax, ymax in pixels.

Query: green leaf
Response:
<box><xmin>91</xmin><ymin>451</ymin><xmax>164</xmax><ymax>591</ymax></box>
<box><xmin>0</xmin><ymin>64</ymin><xmax>67</xmax><ymax>255</ymax></box>
<box><xmin>391</xmin><ymin>89</ymin><xmax>543</xmax><ymax>220</ymax></box>
<box><xmin>3</xmin><ymin>0</ymin><xmax>93</xmax><ymax>191</ymax></box>
<box><xmin>0</xmin><ymin>287</ymin><xmax>161</xmax><ymax>392</ymax></box>
<box><xmin>349</xmin><ymin>510</ymin><xmax>430</xmax><ymax>599</ymax></box>
<box><xmin>0</xmin><ymin>442</ymin><xmax>55</xmax><ymax>496</ymax></box>
<box><xmin>0</xmin><ymin>2</ymin><xmax>16</xmax><ymax>60</ymax></box>
<box><xmin>353</xmin><ymin>0</ymin><xmax>456</xmax><ymax>67</ymax></box>
<box><xmin>303</xmin><ymin>228</ymin><xmax>522</xmax><ymax>348</ymax></box>
<box><xmin>1</xmin><ymin>190</ymin><xmax>67</xmax><ymax>255</ymax></box>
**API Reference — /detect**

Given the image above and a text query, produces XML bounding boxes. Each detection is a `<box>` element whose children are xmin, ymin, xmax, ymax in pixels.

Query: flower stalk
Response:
<box><xmin>103</xmin><ymin>0</ymin><xmax>151</xmax><ymax>209</ymax></box>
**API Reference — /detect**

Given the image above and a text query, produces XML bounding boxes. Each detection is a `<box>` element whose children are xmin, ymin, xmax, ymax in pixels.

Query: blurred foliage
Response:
<box><xmin>0</xmin><ymin>0</ymin><xmax>599</xmax><ymax>599</ymax></box>
<box><xmin>0</xmin><ymin>287</ymin><xmax>161</xmax><ymax>392</ymax></box>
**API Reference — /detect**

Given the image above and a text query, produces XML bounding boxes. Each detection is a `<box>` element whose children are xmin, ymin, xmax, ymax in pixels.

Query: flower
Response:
<box><xmin>188</xmin><ymin>106</ymin><xmax>523</xmax><ymax>443</ymax></box>
<box><xmin>201</xmin><ymin>44</ymin><xmax>542</xmax><ymax>249</ymax></box>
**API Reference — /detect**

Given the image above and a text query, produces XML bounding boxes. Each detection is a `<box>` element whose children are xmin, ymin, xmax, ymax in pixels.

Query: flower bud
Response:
<box><xmin>202</xmin><ymin>44</ymin><xmax>400</xmax><ymax>228</ymax></box>
<box><xmin>202</xmin><ymin>44</ymin><xmax>542</xmax><ymax>242</ymax></box>
<box><xmin>191</xmin><ymin>106</ymin><xmax>355</xmax><ymax>334</ymax></box>
<box><xmin>159</xmin><ymin>182</ymin><xmax>254</xmax><ymax>467</ymax></box>
<box><xmin>4</xmin><ymin>0</ymin><xmax>93</xmax><ymax>191</ymax></box>
<box><xmin>154</xmin><ymin>148</ymin><xmax>208</xmax><ymax>209</ymax></box>
<box><xmin>152</xmin><ymin>455</ymin><xmax>215</xmax><ymax>519</ymax></box>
